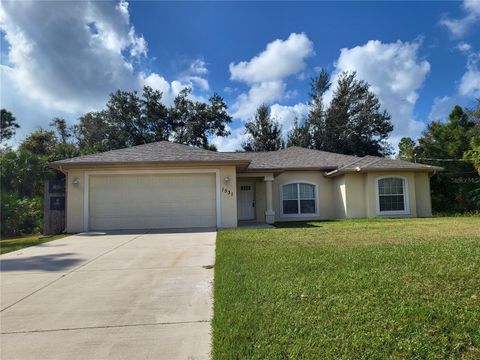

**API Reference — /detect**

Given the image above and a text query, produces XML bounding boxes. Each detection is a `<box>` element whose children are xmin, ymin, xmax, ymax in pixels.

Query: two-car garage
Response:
<box><xmin>87</xmin><ymin>172</ymin><xmax>218</xmax><ymax>231</ymax></box>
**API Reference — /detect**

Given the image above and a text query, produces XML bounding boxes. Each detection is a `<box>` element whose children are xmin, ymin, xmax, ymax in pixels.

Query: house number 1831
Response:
<box><xmin>222</xmin><ymin>187</ymin><xmax>234</xmax><ymax>197</ymax></box>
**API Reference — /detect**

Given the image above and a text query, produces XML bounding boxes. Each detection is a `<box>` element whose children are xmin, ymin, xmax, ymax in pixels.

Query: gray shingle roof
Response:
<box><xmin>227</xmin><ymin>147</ymin><xmax>357</xmax><ymax>170</ymax></box>
<box><xmin>51</xmin><ymin>141</ymin><xmax>442</xmax><ymax>173</ymax></box>
<box><xmin>50</xmin><ymin>141</ymin><xmax>249</xmax><ymax>167</ymax></box>
<box><xmin>324</xmin><ymin>155</ymin><xmax>443</xmax><ymax>176</ymax></box>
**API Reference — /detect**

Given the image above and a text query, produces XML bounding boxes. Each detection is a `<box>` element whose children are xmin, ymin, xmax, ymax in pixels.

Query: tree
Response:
<box><xmin>74</xmin><ymin>111</ymin><xmax>110</xmax><ymax>154</ymax></box>
<box><xmin>49</xmin><ymin>118</ymin><xmax>70</xmax><ymax>144</ymax></box>
<box><xmin>416</xmin><ymin>105</ymin><xmax>479</xmax><ymax>211</ymax></box>
<box><xmin>324</xmin><ymin>72</ymin><xmax>393</xmax><ymax>156</ymax></box>
<box><xmin>307</xmin><ymin>69</ymin><xmax>331</xmax><ymax>150</ymax></box>
<box><xmin>284</xmin><ymin>70</ymin><xmax>393</xmax><ymax>156</ymax></box>
<box><xmin>242</xmin><ymin>104</ymin><xmax>283</xmax><ymax>151</ymax></box>
<box><xmin>0</xmin><ymin>150</ymin><xmax>54</xmax><ymax>236</ymax></box>
<box><xmin>1</xmin><ymin>109</ymin><xmax>20</xmax><ymax>143</ymax></box>
<box><xmin>19</xmin><ymin>129</ymin><xmax>57</xmax><ymax>157</ymax></box>
<box><xmin>74</xmin><ymin>86</ymin><xmax>231</xmax><ymax>152</ymax></box>
<box><xmin>287</xmin><ymin>117</ymin><xmax>310</xmax><ymax>147</ymax></box>
<box><xmin>170</xmin><ymin>88</ymin><xmax>231</xmax><ymax>150</ymax></box>
<box><xmin>397</xmin><ymin>137</ymin><xmax>416</xmax><ymax>162</ymax></box>
<box><xmin>1</xmin><ymin>150</ymin><xmax>53</xmax><ymax>197</ymax></box>
<box><xmin>463</xmin><ymin>99</ymin><xmax>480</xmax><ymax>174</ymax></box>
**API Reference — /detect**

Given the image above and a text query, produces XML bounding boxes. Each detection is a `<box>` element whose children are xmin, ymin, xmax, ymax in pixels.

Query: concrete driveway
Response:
<box><xmin>0</xmin><ymin>229</ymin><xmax>216</xmax><ymax>360</ymax></box>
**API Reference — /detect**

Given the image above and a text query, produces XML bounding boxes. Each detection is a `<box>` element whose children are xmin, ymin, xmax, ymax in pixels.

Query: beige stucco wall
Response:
<box><xmin>415</xmin><ymin>172</ymin><xmax>432</xmax><ymax>217</ymax></box>
<box><xmin>65</xmin><ymin>165</ymin><xmax>237</xmax><ymax>232</ymax></box>
<box><xmin>66</xmin><ymin>169</ymin><xmax>85</xmax><ymax>233</ymax></box>
<box><xmin>272</xmin><ymin>171</ymin><xmax>334</xmax><ymax>221</ymax></box>
<box><xmin>332</xmin><ymin>175</ymin><xmax>347</xmax><ymax>219</ymax></box>
<box><xmin>330</xmin><ymin>171</ymin><xmax>433</xmax><ymax>219</ymax></box>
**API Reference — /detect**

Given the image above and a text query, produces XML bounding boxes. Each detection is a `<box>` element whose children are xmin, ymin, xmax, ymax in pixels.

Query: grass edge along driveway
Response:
<box><xmin>212</xmin><ymin>217</ymin><xmax>480</xmax><ymax>359</ymax></box>
<box><xmin>0</xmin><ymin>234</ymin><xmax>71</xmax><ymax>255</ymax></box>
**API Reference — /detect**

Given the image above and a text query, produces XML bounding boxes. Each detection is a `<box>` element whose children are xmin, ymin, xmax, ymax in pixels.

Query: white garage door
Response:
<box><xmin>88</xmin><ymin>173</ymin><xmax>216</xmax><ymax>230</ymax></box>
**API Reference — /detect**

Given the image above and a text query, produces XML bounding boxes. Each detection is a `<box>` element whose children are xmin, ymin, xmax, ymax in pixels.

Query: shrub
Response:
<box><xmin>1</xmin><ymin>191</ymin><xmax>43</xmax><ymax>236</ymax></box>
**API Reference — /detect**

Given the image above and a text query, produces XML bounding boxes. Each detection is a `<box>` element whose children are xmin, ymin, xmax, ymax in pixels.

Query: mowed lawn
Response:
<box><xmin>0</xmin><ymin>234</ymin><xmax>70</xmax><ymax>255</ymax></box>
<box><xmin>213</xmin><ymin>217</ymin><xmax>480</xmax><ymax>359</ymax></box>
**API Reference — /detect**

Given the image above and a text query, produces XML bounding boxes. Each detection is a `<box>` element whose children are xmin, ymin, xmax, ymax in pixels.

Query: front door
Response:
<box><xmin>238</xmin><ymin>182</ymin><xmax>255</xmax><ymax>220</ymax></box>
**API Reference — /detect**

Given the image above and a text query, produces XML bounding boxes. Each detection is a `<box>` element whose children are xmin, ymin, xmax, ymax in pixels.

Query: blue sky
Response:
<box><xmin>1</xmin><ymin>1</ymin><xmax>479</xmax><ymax>151</ymax></box>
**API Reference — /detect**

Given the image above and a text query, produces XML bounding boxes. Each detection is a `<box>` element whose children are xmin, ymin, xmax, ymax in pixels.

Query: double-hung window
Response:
<box><xmin>282</xmin><ymin>183</ymin><xmax>317</xmax><ymax>216</ymax></box>
<box><xmin>376</xmin><ymin>177</ymin><xmax>409</xmax><ymax>215</ymax></box>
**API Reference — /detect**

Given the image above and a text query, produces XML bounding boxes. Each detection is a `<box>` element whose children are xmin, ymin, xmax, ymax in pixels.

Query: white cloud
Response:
<box><xmin>440</xmin><ymin>0</ymin><xmax>480</xmax><ymax>37</ymax></box>
<box><xmin>270</xmin><ymin>103</ymin><xmax>309</xmax><ymax>134</ymax></box>
<box><xmin>229</xmin><ymin>33</ymin><xmax>314</xmax><ymax>121</ymax></box>
<box><xmin>0</xmin><ymin>1</ymin><xmax>144</xmax><ymax>114</ymax></box>
<box><xmin>459</xmin><ymin>52</ymin><xmax>480</xmax><ymax>96</ymax></box>
<box><xmin>328</xmin><ymin>40</ymin><xmax>431</xmax><ymax>149</ymax></box>
<box><xmin>0</xmin><ymin>0</ymin><xmax>209</xmax><ymax>143</ymax></box>
<box><xmin>188</xmin><ymin>59</ymin><xmax>208</xmax><ymax>75</ymax></box>
<box><xmin>429</xmin><ymin>95</ymin><xmax>472</xmax><ymax>122</ymax></box>
<box><xmin>231</xmin><ymin>81</ymin><xmax>286</xmax><ymax>120</ymax></box>
<box><xmin>211</xmin><ymin>126</ymin><xmax>247</xmax><ymax>152</ymax></box>
<box><xmin>229</xmin><ymin>33</ymin><xmax>314</xmax><ymax>84</ymax></box>
<box><xmin>457</xmin><ymin>42</ymin><xmax>473</xmax><ymax>53</ymax></box>
<box><xmin>430</xmin><ymin>50</ymin><xmax>480</xmax><ymax>121</ymax></box>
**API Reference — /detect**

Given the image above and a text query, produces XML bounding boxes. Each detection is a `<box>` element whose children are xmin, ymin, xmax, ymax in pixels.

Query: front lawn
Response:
<box><xmin>213</xmin><ymin>217</ymin><xmax>480</xmax><ymax>359</ymax></box>
<box><xmin>0</xmin><ymin>234</ymin><xmax>70</xmax><ymax>255</ymax></box>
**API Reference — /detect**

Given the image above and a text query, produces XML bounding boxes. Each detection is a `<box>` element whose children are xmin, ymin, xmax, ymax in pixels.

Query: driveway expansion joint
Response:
<box><xmin>1</xmin><ymin>319</ymin><xmax>211</xmax><ymax>335</ymax></box>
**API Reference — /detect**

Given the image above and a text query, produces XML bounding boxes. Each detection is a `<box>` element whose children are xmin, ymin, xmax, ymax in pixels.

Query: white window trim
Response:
<box><xmin>280</xmin><ymin>181</ymin><xmax>319</xmax><ymax>218</ymax></box>
<box><xmin>375</xmin><ymin>176</ymin><xmax>410</xmax><ymax>216</ymax></box>
<box><xmin>83</xmin><ymin>169</ymin><xmax>221</xmax><ymax>231</ymax></box>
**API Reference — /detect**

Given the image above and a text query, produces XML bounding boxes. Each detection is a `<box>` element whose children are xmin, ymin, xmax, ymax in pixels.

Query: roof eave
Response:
<box><xmin>324</xmin><ymin>166</ymin><xmax>444</xmax><ymax>177</ymax></box>
<box><xmin>49</xmin><ymin>159</ymin><xmax>251</xmax><ymax>170</ymax></box>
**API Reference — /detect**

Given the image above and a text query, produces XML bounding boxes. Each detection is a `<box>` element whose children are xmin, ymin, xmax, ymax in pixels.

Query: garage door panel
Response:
<box><xmin>89</xmin><ymin>173</ymin><xmax>216</xmax><ymax>230</ymax></box>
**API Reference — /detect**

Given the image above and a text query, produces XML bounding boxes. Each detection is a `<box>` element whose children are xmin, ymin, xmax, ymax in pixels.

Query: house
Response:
<box><xmin>50</xmin><ymin>141</ymin><xmax>442</xmax><ymax>232</ymax></box>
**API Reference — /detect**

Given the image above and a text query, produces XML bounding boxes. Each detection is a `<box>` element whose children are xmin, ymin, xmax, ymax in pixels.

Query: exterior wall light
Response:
<box><xmin>224</xmin><ymin>175</ymin><xmax>230</xmax><ymax>184</ymax></box>
<box><xmin>73</xmin><ymin>177</ymin><xmax>80</xmax><ymax>187</ymax></box>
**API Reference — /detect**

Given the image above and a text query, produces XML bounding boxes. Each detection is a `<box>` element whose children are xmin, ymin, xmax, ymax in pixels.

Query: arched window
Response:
<box><xmin>376</xmin><ymin>177</ymin><xmax>409</xmax><ymax>215</ymax></box>
<box><xmin>281</xmin><ymin>183</ymin><xmax>317</xmax><ymax>216</ymax></box>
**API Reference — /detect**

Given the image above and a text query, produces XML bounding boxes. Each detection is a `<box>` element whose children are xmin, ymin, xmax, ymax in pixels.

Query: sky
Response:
<box><xmin>1</xmin><ymin>0</ymin><xmax>479</xmax><ymax>152</ymax></box>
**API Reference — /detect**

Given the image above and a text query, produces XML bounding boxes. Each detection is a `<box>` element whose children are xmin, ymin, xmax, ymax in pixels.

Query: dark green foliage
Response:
<box><xmin>1</xmin><ymin>193</ymin><xmax>43</xmax><ymax>236</ymax></box>
<box><xmin>0</xmin><ymin>150</ymin><xmax>55</xmax><ymax>236</ymax></box>
<box><xmin>18</xmin><ymin>129</ymin><xmax>57</xmax><ymax>157</ymax></box>
<box><xmin>286</xmin><ymin>117</ymin><xmax>310</xmax><ymax>147</ymax></box>
<box><xmin>397</xmin><ymin>137</ymin><xmax>416</xmax><ymax>162</ymax></box>
<box><xmin>306</xmin><ymin>69</ymin><xmax>330</xmax><ymax>150</ymax></box>
<box><xmin>325</xmin><ymin>72</ymin><xmax>393</xmax><ymax>156</ymax></box>
<box><xmin>74</xmin><ymin>111</ymin><xmax>111</xmax><ymax>154</ymax></box>
<box><xmin>463</xmin><ymin>99</ymin><xmax>480</xmax><ymax>174</ymax></box>
<box><xmin>243</xmin><ymin>104</ymin><xmax>283</xmax><ymax>151</ymax></box>
<box><xmin>213</xmin><ymin>217</ymin><xmax>480</xmax><ymax>359</ymax></box>
<box><xmin>415</xmin><ymin>105</ymin><xmax>479</xmax><ymax>212</ymax></box>
<box><xmin>74</xmin><ymin>86</ymin><xmax>231</xmax><ymax>152</ymax></box>
<box><xmin>1</xmin><ymin>150</ymin><xmax>54</xmax><ymax>197</ymax></box>
<box><xmin>1</xmin><ymin>109</ymin><xmax>19</xmax><ymax>143</ymax></box>
<box><xmin>170</xmin><ymin>89</ymin><xmax>231</xmax><ymax>150</ymax></box>
<box><xmin>286</xmin><ymin>70</ymin><xmax>393</xmax><ymax>156</ymax></box>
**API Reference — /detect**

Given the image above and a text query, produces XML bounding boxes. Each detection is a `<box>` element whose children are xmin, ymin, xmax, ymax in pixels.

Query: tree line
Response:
<box><xmin>397</xmin><ymin>103</ymin><xmax>480</xmax><ymax>212</ymax></box>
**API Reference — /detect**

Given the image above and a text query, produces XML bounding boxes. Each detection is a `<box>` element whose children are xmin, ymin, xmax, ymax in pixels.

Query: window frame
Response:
<box><xmin>375</xmin><ymin>176</ymin><xmax>410</xmax><ymax>216</ymax></box>
<box><xmin>280</xmin><ymin>181</ymin><xmax>319</xmax><ymax>217</ymax></box>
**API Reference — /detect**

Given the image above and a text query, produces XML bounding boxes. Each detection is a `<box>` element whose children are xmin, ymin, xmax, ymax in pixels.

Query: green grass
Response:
<box><xmin>0</xmin><ymin>233</ymin><xmax>71</xmax><ymax>255</ymax></box>
<box><xmin>213</xmin><ymin>217</ymin><xmax>480</xmax><ymax>359</ymax></box>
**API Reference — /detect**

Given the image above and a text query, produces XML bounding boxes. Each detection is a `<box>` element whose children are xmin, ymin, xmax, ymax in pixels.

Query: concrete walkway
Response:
<box><xmin>0</xmin><ymin>229</ymin><xmax>216</xmax><ymax>360</ymax></box>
